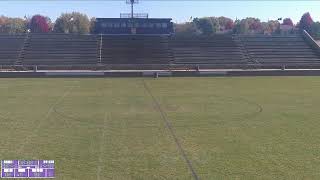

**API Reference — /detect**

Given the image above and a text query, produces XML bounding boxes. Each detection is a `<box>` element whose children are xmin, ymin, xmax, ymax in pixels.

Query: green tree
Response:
<box><xmin>262</xmin><ymin>20</ymin><xmax>280</xmax><ymax>34</ymax></box>
<box><xmin>233</xmin><ymin>19</ymin><xmax>241</xmax><ymax>34</ymax></box>
<box><xmin>54</xmin><ymin>12</ymin><xmax>90</xmax><ymax>34</ymax></box>
<box><xmin>193</xmin><ymin>17</ymin><xmax>218</xmax><ymax>35</ymax></box>
<box><xmin>217</xmin><ymin>16</ymin><xmax>234</xmax><ymax>30</ymax></box>
<box><xmin>299</xmin><ymin>12</ymin><xmax>313</xmax><ymax>33</ymax></box>
<box><xmin>89</xmin><ymin>17</ymin><xmax>96</xmax><ymax>34</ymax></box>
<box><xmin>207</xmin><ymin>17</ymin><xmax>219</xmax><ymax>33</ymax></box>
<box><xmin>311</xmin><ymin>22</ymin><xmax>320</xmax><ymax>39</ymax></box>
<box><xmin>268</xmin><ymin>20</ymin><xmax>280</xmax><ymax>34</ymax></box>
<box><xmin>7</xmin><ymin>18</ymin><xmax>27</xmax><ymax>34</ymax></box>
<box><xmin>282</xmin><ymin>18</ymin><xmax>294</xmax><ymax>26</ymax></box>
<box><xmin>174</xmin><ymin>22</ymin><xmax>198</xmax><ymax>36</ymax></box>
<box><xmin>0</xmin><ymin>16</ymin><xmax>27</xmax><ymax>34</ymax></box>
<box><xmin>193</xmin><ymin>18</ymin><xmax>212</xmax><ymax>35</ymax></box>
<box><xmin>233</xmin><ymin>17</ymin><xmax>262</xmax><ymax>34</ymax></box>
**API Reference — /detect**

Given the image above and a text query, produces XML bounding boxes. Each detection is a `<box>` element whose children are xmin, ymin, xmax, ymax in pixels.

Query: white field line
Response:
<box><xmin>97</xmin><ymin>112</ymin><xmax>108</xmax><ymax>180</ymax></box>
<box><xmin>17</xmin><ymin>85</ymin><xmax>77</xmax><ymax>154</ymax></box>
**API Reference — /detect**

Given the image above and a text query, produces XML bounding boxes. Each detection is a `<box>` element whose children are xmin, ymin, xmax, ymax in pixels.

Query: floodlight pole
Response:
<box><xmin>131</xmin><ymin>0</ymin><xmax>134</xmax><ymax>18</ymax></box>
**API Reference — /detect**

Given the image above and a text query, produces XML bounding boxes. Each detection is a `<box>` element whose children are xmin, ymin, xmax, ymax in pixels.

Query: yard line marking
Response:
<box><xmin>97</xmin><ymin>112</ymin><xmax>108</xmax><ymax>180</ymax></box>
<box><xmin>142</xmin><ymin>80</ymin><xmax>200</xmax><ymax>180</ymax></box>
<box><xmin>17</xmin><ymin>85</ymin><xmax>77</xmax><ymax>154</ymax></box>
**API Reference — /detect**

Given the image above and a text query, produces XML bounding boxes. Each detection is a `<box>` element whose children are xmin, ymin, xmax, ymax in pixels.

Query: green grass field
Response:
<box><xmin>1</xmin><ymin>77</ymin><xmax>320</xmax><ymax>179</ymax></box>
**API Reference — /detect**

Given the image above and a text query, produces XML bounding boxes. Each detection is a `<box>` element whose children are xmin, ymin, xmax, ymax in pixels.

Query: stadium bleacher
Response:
<box><xmin>238</xmin><ymin>35</ymin><xmax>320</xmax><ymax>67</ymax></box>
<box><xmin>169</xmin><ymin>35</ymin><xmax>248</xmax><ymax>67</ymax></box>
<box><xmin>100</xmin><ymin>35</ymin><xmax>173</xmax><ymax>64</ymax></box>
<box><xmin>0</xmin><ymin>33</ymin><xmax>320</xmax><ymax>69</ymax></box>
<box><xmin>21</xmin><ymin>33</ymin><xmax>99</xmax><ymax>66</ymax></box>
<box><xmin>0</xmin><ymin>34</ymin><xmax>25</xmax><ymax>65</ymax></box>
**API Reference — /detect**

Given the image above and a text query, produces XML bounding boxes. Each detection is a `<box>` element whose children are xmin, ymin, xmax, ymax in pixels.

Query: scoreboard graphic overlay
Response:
<box><xmin>1</xmin><ymin>160</ymin><xmax>55</xmax><ymax>178</ymax></box>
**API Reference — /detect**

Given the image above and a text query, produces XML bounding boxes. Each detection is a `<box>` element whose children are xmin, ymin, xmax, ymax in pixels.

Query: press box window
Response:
<box><xmin>121</xmin><ymin>23</ymin><xmax>127</xmax><ymax>28</ymax></box>
<box><xmin>148</xmin><ymin>23</ymin><xmax>154</xmax><ymax>28</ymax></box>
<box><xmin>101</xmin><ymin>23</ymin><xmax>107</xmax><ymax>28</ymax></box>
<box><xmin>162</xmin><ymin>23</ymin><xmax>168</xmax><ymax>28</ymax></box>
<box><xmin>106</xmin><ymin>23</ymin><xmax>113</xmax><ymax>28</ymax></box>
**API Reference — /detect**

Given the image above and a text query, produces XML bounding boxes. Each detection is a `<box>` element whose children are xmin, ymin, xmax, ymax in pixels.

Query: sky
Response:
<box><xmin>0</xmin><ymin>1</ymin><xmax>319</xmax><ymax>24</ymax></box>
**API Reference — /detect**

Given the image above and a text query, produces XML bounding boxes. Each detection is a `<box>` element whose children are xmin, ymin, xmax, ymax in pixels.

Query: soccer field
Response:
<box><xmin>1</xmin><ymin>77</ymin><xmax>320</xmax><ymax>179</ymax></box>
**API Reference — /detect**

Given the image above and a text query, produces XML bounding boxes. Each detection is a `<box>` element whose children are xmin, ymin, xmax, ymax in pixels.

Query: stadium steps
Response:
<box><xmin>15</xmin><ymin>33</ymin><xmax>30</xmax><ymax>66</ymax></box>
<box><xmin>233</xmin><ymin>35</ymin><xmax>261</xmax><ymax>67</ymax></box>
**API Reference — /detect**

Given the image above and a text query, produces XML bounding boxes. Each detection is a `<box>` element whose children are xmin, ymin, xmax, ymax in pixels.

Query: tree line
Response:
<box><xmin>0</xmin><ymin>11</ymin><xmax>319</xmax><ymax>39</ymax></box>
<box><xmin>0</xmin><ymin>12</ymin><xmax>94</xmax><ymax>34</ymax></box>
<box><xmin>175</xmin><ymin>12</ymin><xmax>320</xmax><ymax>39</ymax></box>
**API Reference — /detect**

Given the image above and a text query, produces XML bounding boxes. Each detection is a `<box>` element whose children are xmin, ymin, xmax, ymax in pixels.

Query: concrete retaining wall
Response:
<box><xmin>0</xmin><ymin>70</ymin><xmax>320</xmax><ymax>78</ymax></box>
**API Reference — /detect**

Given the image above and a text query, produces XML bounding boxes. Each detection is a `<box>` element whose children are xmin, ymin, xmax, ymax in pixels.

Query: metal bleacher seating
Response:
<box><xmin>238</xmin><ymin>35</ymin><xmax>320</xmax><ymax>67</ymax></box>
<box><xmin>0</xmin><ymin>33</ymin><xmax>319</xmax><ymax>70</ymax></box>
<box><xmin>100</xmin><ymin>35</ymin><xmax>174</xmax><ymax>65</ymax></box>
<box><xmin>0</xmin><ymin>34</ymin><xmax>25</xmax><ymax>65</ymax></box>
<box><xmin>169</xmin><ymin>35</ymin><xmax>248</xmax><ymax>67</ymax></box>
<box><xmin>21</xmin><ymin>33</ymin><xmax>99</xmax><ymax>66</ymax></box>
